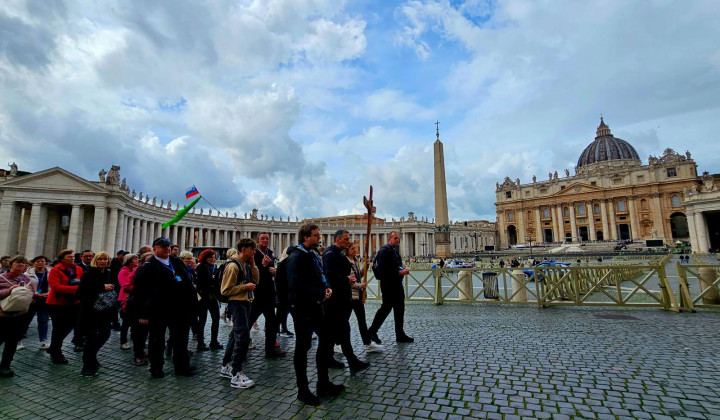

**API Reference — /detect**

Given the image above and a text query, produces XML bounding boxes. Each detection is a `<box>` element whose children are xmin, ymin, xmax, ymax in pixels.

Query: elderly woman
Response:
<box><xmin>78</xmin><ymin>252</ymin><xmax>119</xmax><ymax>377</ymax></box>
<box><xmin>117</xmin><ymin>253</ymin><xmax>139</xmax><ymax>351</ymax></box>
<box><xmin>0</xmin><ymin>256</ymin><xmax>37</xmax><ymax>377</ymax></box>
<box><xmin>195</xmin><ymin>249</ymin><xmax>223</xmax><ymax>351</ymax></box>
<box><xmin>345</xmin><ymin>242</ymin><xmax>383</xmax><ymax>353</ymax></box>
<box><xmin>47</xmin><ymin>249</ymin><xmax>83</xmax><ymax>364</ymax></box>
<box><xmin>25</xmin><ymin>255</ymin><xmax>51</xmax><ymax>349</ymax></box>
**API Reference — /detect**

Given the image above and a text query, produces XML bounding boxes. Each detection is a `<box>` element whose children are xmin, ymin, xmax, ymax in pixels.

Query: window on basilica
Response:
<box><xmin>667</xmin><ymin>167</ymin><xmax>677</xmax><ymax>177</ymax></box>
<box><xmin>671</xmin><ymin>195</ymin><xmax>681</xmax><ymax>207</ymax></box>
<box><xmin>508</xmin><ymin>211</ymin><xmax>515</xmax><ymax>222</ymax></box>
<box><xmin>593</xmin><ymin>204</ymin><xmax>600</xmax><ymax>214</ymax></box>
<box><xmin>563</xmin><ymin>207</ymin><xmax>569</xmax><ymax>217</ymax></box>
<box><xmin>505</xmin><ymin>191</ymin><xmax>512</xmax><ymax>198</ymax></box>
<box><xmin>617</xmin><ymin>200</ymin><xmax>627</xmax><ymax>212</ymax></box>
<box><xmin>577</xmin><ymin>204</ymin><xmax>585</xmax><ymax>215</ymax></box>
<box><xmin>543</xmin><ymin>208</ymin><xmax>550</xmax><ymax>218</ymax></box>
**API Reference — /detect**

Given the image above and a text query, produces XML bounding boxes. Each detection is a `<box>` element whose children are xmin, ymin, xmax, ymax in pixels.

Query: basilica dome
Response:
<box><xmin>577</xmin><ymin>118</ymin><xmax>640</xmax><ymax>168</ymax></box>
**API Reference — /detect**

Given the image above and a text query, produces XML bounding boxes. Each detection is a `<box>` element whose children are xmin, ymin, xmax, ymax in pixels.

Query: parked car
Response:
<box><xmin>522</xmin><ymin>260</ymin><xmax>571</xmax><ymax>281</ymax></box>
<box><xmin>446</xmin><ymin>259</ymin><xmax>475</xmax><ymax>268</ymax></box>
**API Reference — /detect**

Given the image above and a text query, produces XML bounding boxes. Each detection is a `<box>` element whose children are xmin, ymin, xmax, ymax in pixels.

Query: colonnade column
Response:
<box><xmin>90</xmin><ymin>206</ymin><xmax>106</xmax><ymax>251</ymax></box>
<box><xmin>569</xmin><ymin>205</ymin><xmax>577</xmax><ymax>243</ymax></box>
<box><xmin>587</xmin><ymin>202</ymin><xmax>596</xmax><ymax>241</ymax></box>
<box><xmin>607</xmin><ymin>200</ymin><xmax>617</xmax><ymax>241</ymax></box>
<box><xmin>686</xmin><ymin>212</ymin><xmax>699</xmax><ymax>252</ymax></box>
<box><xmin>24</xmin><ymin>203</ymin><xmax>43</xmax><ymax>257</ymax></box>
<box><xmin>66</xmin><ymin>205</ymin><xmax>82</xmax><ymax>251</ymax></box>
<box><xmin>105</xmin><ymin>207</ymin><xmax>119</xmax><ymax>253</ymax></box>
<box><xmin>694</xmin><ymin>212</ymin><xmax>710</xmax><ymax>252</ymax></box>
<box><xmin>117</xmin><ymin>212</ymin><xmax>127</xmax><ymax>252</ymax></box>
<box><xmin>140</xmin><ymin>220</ymin><xmax>148</xmax><ymax>248</ymax></box>
<box><xmin>628</xmin><ymin>198</ymin><xmax>640</xmax><ymax>240</ymax></box>
<box><xmin>179</xmin><ymin>226</ymin><xmax>186</xmax><ymax>251</ymax></box>
<box><xmin>600</xmin><ymin>200</ymin><xmax>609</xmax><ymax>241</ymax></box>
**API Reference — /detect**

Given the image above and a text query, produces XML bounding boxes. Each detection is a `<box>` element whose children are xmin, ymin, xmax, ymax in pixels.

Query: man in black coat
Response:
<box><xmin>287</xmin><ymin>223</ymin><xmax>344</xmax><ymax>406</ymax></box>
<box><xmin>248</xmin><ymin>232</ymin><xmax>285</xmax><ymax>358</ymax></box>
<box><xmin>323</xmin><ymin>230</ymin><xmax>369</xmax><ymax>372</ymax></box>
<box><xmin>368</xmin><ymin>231</ymin><xmax>414</xmax><ymax>343</ymax></box>
<box><xmin>134</xmin><ymin>237</ymin><xmax>198</xmax><ymax>378</ymax></box>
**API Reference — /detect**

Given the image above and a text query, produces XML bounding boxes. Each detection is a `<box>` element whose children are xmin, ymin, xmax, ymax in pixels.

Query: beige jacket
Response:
<box><xmin>220</xmin><ymin>256</ymin><xmax>258</xmax><ymax>302</ymax></box>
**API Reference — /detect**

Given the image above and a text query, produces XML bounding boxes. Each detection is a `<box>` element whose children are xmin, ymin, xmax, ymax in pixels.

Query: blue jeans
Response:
<box><xmin>36</xmin><ymin>303</ymin><xmax>49</xmax><ymax>342</ymax></box>
<box><xmin>222</xmin><ymin>301</ymin><xmax>251</xmax><ymax>374</ymax></box>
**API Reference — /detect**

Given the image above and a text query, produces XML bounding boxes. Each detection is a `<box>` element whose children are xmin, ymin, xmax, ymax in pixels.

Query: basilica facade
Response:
<box><xmin>494</xmin><ymin>118</ymin><xmax>715</xmax><ymax>249</ymax></box>
<box><xmin>0</xmin><ymin>166</ymin><xmax>496</xmax><ymax>259</ymax></box>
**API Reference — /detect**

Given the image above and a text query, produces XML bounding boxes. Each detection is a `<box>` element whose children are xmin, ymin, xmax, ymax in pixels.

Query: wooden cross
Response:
<box><xmin>361</xmin><ymin>186</ymin><xmax>375</xmax><ymax>303</ymax></box>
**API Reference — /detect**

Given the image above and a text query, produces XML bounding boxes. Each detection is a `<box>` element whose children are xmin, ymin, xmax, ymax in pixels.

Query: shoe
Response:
<box><xmin>120</xmin><ymin>343</ymin><xmax>131</xmax><ymax>350</ymax></box>
<box><xmin>265</xmin><ymin>349</ymin><xmax>286</xmax><ymax>358</ymax></box>
<box><xmin>222</xmin><ymin>312</ymin><xmax>228</xmax><ymax>323</ymax></box>
<box><xmin>150</xmin><ymin>369</ymin><xmax>165</xmax><ymax>379</ymax></box>
<box><xmin>209</xmin><ymin>341</ymin><xmax>224</xmax><ymax>350</ymax></box>
<box><xmin>370</xmin><ymin>332</ymin><xmax>382</xmax><ymax>345</ymax></box>
<box><xmin>316</xmin><ymin>381</ymin><xmax>345</xmax><ymax>397</ymax></box>
<box><xmin>297</xmin><ymin>390</ymin><xmax>320</xmax><ymax>406</ymax></box>
<box><xmin>51</xmin><ymin>355</ymin><xmax>69</xmax><ymax>364</ymax></box>
<box><xmin>133</xmin><ymin>357</ymin><xmax>148</xmax><ymax>366</ymax></box>
<box><xmin>280</xmin><ymin>330</ymin><xmax>294</xmax><ymax>337</ymax></box>
<box><xmin>219</xmin><ymin>364</ymin><xmax>233</xmax><ymax>378</ymax></box>
<box><xmin>16</xmin><ymin>340</ymin><xmax>25</xmax><ymax>351</ymax></box>
<box><xmin>175</xmin><ymin>366</ymin><xmax>197</xmax><ymax>376</ymax></box>
<box><xmin>81</xmin><ymin>368</ymin><xmax>99</xmax><ymax>377</ymax></box>
<box><xmin>311</xmin><ymin>333</ymin><xmax>318</xmax><ymax>341</ymax></box>
<box><xmin>349</xmin><ymin>360</ymin><xmax>371</xmax><ymax>373</ymax></box>
<box><xmin>230</xmin><ymin>371</ymin><xmax>255</xmax><ymax>389</ymax></box>
<box><xmin>196</xmin><ymin>343</ymin><xmax>209</xmax><ymax>351</ymax></box>
<box><xmin>327</xmin><ymin>358</ymin><xmax>345</xmax><ymax>369</ymax></box>
<box><xmin>0</xmin><ymin>368</ymin><xmax>15</xmax><ymax>378</ymax></box>
<box><xmin>333</xmin><ymin>345</ymin><xmax>342</xmax><ymax>354</ymax></box>
<box><xmin>39</xmin><ymin>341</ymin><xmax>49</xmax><ymax>350</ymax></box>
<box><xmin>248</xmin><ymin>340</ymin><xmax>256</xmax><ymax>349</ymax></box>
<box><xmin>73</xmin><ymin>345</ymin><xmax>84</xmax><ymax>353</ymax></box>
<box><xmin>365</xmin><ymin>342</ymin><xmax>384</xmax><ymax>353</ymax></box>
<box><xmin>396</xmin><ymin>335</ymin><xmax>415</xmax><ymax>343</ymax></box>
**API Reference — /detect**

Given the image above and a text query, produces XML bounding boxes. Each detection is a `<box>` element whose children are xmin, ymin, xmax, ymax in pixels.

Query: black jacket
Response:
<box><xmin>194</xmin><ymin>263</ymin><xmax>216</xmax><ymax>301</ymax></box>
<box><xmin>322</xmin><ymin>244</ymin><xmax>352</xmax><ymax>305</ymax></box>
<box><xmin>286</xmin><ymin>245</ymin><xmax>326</xmax><ymax>310</ymax></box>
<box><xmin>376</xmin><ymin>244</ymin><xmax>403</xmax><ymax>284</ymax></box>
<box><xmin>134</xmin><ymin>255</ymin><xmax>196</xmax><ymax>320</ymax></box>
<box><xmin>77</xmin><ymin>267</ymin><xmax>120</xmax><ymax>320</ymax></box>
<box><xmin>254</xmin><ymin>248</ymin><xmax>277</xmax><ymax>296</ymax></box>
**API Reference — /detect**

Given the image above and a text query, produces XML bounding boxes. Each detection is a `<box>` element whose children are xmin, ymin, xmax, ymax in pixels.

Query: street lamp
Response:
<box><xmin>420</xmin><ymin>241</ymin><xmax>427</xmax><ymax>258</ymax></box>
<box><xmin>469</xmin><ymin>231</ymin><xmax>479</xmax><ymax>260</ymax></box>
<box><xmin>525</xmin><ymin>235</ymin><xmax>534</xmax><ymax>258</ymax></box>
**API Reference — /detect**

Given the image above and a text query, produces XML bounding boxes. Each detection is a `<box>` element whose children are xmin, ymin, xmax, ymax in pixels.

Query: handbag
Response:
<box><xmin>93</xmin><ymin>289</ymin><xmax>119</xmax><ymax>312</ymax></box>
<box><xmin>1</xmin><ymin>279</ymin><xmax>34</xmax><ymax>312</ymax></box>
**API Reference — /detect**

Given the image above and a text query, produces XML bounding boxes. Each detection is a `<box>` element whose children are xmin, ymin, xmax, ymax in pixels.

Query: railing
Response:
<box><xmin>362</xmin><ymin>257</ymin><xmax>713</xmax><ymax>312</ymax></box>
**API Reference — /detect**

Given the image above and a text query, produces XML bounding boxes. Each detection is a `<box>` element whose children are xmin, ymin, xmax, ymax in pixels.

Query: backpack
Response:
<box><xmin>214</xmin><ymin>259</ymin><xmax>241</xmax><ymax>303</ymax></box>
<box><xmin>371</xmin><ymin>247</ymin><xmax>386</xmax><ymax>279</ymax></box>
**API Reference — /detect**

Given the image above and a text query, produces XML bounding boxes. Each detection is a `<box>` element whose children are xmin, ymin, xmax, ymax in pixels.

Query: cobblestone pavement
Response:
<box><xmin>2</xmin><ymin>302</ymin><xmax>719</xmax><ymax>419</ymax></box>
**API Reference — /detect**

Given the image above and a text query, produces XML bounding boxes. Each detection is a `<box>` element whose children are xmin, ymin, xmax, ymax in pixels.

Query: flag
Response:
<box><xmin>162</xmin><ymin>196</ymin><xmax>201</xmax><ymax>229</ymax></box>
<box><xmin>186</xmin><ymin>186</ymin><xmax>199</xmax><ymax>199</ymax></box>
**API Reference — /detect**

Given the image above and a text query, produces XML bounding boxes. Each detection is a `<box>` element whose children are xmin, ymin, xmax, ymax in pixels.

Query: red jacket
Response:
<box><xmin>46</xmin><ymin>262</ymin><xmax>83</xmax><ymax>306</ymax></box>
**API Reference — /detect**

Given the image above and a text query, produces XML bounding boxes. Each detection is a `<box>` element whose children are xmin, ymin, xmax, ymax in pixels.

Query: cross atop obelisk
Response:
<box><xmin>433</xmin><ymin>121</ymin><xmax>451</xmax><ymax>257</ymax></box>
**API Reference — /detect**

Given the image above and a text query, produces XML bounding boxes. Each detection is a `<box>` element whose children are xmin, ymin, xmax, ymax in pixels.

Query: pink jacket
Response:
<box><xmin>118</xmin><ymin>266</ymin><xmax>136</xmax><ymax>302</ymax></box>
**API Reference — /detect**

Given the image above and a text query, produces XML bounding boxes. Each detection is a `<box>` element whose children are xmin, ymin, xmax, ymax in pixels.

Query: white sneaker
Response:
<box><xmin>365</xmin><ymin>342</ymin><xmax>384</xmax><ymax>353</ymax></box>
<box><xmin>120</xmin><ymin>343</ymin><xmax>131</xmax><ymax>350</ymax></box>
<box><xmin>230</xmin><ymin>371</ymin><xmax>255</xmax><ymax>389</ymax></box>
<box><xmin>16</xmin><ymin>341</ymin><xmax>25</xmax><ymax>351</ymax></box>
<box><xmin>248</xmin><ymin>339</ymin><xmax>256</xmax><ymax>349</ymax></box>
<box><xmin>39</xmin><ymin>341</ymin><xmax>49</xmax><ymax>350</ymax></box>
<box><xmin>334</xmin><ymin>345</ymin><xmax>343</xmax><ymax>354</ymax></box>
<box><xmin>219</xmin><ymin>364</ymin><xmax>233</xmax><ymax>378</ymax></box>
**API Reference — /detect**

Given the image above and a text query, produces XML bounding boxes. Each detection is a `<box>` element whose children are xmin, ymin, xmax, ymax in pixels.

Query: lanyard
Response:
<box><xmin>298</xmin><ymin>244</ymin><xmax>328</xmax><ymax>287</ymax></box>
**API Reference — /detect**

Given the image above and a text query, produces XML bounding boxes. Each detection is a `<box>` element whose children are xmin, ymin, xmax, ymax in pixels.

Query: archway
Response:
<box><xmin>670</xmin><ymin>212</ymin><xmax>689</xmax><ymax>240</ymax></box>
<box><xmin>618</xmin><ymin>224</ymin><xmax>631</xmax><ymax>241</ymax></box>
<box><xmin>707</xmin><ymin>211</ymin><xmax>720</xmax><ymax>252</ymax></box>
<box><xmin>596</xmin><ymin>231</ymin><xmax>604</xmax><ymax>241</ymax></box>
<box><xmin>544</xmin><ymin>228</ymin><xmax>553</xmax><ymax>243</ymax></box>
<box><xmin>578</xmin><ymin>226</ymin><xmax>589</xmax><ymax>242</ymax></box>
<box><xmin>507</xmin><ymin>225</ymin><xmax>517</xmax><ymax>246</ymax></box>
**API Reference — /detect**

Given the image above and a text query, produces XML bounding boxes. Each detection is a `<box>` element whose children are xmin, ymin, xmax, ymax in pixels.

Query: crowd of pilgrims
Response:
<box><xmin>0</xmin><ymin>230</ymin><xmax>389</xmax><ymax>403</ymax></box>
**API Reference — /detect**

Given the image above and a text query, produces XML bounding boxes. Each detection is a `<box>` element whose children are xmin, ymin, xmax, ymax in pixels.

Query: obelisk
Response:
<box><xmin>433</xmin><ymin>121</ymin><xmax>451</xmax><ymax>257</ymax></box>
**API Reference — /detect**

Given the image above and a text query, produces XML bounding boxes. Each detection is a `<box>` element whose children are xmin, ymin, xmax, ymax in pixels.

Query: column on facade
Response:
<box><xmin>686</xmin><ymin>212</ymin><xmax>699</xmax><ymax>251</ymax></box>
<box><xmin>607</xmin><ymin>200</ymin><xmax>617</xmax><ymax>241</ymax></box>
<box><xmin>569</xmin><ymin>204</ymin><xmax>577</xmax><ymax>243</ymax></box>
<box><xmin>628</xmin><ymin>198</ymin><xmax>640</xmax><ymax>239</ymax></box>
<box><xmin>231</xmin><ymin>230</ymin><xmax>237</xmax><ymax>248</ymax></box>
<box><xmin>117</xmin><ymin>212</ymin><xmax>126</xmax><ymax>251</ymax></box>
<box><xmin>587</xmin><ymin>201</ymin><xmax>596</xmax><ymax>241</ymax></box>
<box><xmin>140</xmin><ymin>220</ymin><xmax>149</xmax><ymax>247</ymax></box>
<box><xmin>556</xmin><ymin>205</ymin><xmax>565</xmax><ymax>242</ymax></box>
<box><xmin>694</xmin><ymin>212</ymin><xmax>710</xmax><ymax>252</ymax></box>
<box><xmin>105</xmin><ymin>207</ymin><xmax>119</xmax><ymax>253</ymax></box>
<box><xmin>162</xmin><ymin>225</ymin><xmax>170</xmax><ymax>240</ymax></box>
<box><xmin>650</xmin><ymin>194</ymin><xmax>666</xmax><ymax>240</ymax></box>
<box><xmin>534</xmin><ymin>208</ymin><xmax>542</xmax><ymax>243</ymax></box>
<box><xmin>550</xmin><ymin>205</ymin><xmax>559</xmax><ymax>243</ymax></box>
<box><xmin>65</xmin><ymin>204</ymin><xmax>82</xmax><ymax>251</ymax></box>
<box><xmin>517</xmin><ymin>208</ymin><xmax>526</xmax><ymax>245</ymax></box>
<box><xmin>24</xmin><ymin>203</ymin><xmax>43</xmax><ymax>257</ymax></box>
<box><xmin>90</xmin><ymin>206</ymin><xmax>106</xmax><ymax>252</ymax></box>
<box><xmin>600</xmin><ymin>200</ymin><xmax>609</xmax><ymax>241</ymax></box>
<box><xmin>496</xmin><ymin>212</ymin><xmax>506</xmax><ymax>248</ymax></box>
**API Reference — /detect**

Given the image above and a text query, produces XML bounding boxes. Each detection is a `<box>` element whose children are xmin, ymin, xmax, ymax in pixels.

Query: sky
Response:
<box><xmin>2</xmin><ymin>0</ymin><xmax>719</xmax><ymax>222</ymax></box>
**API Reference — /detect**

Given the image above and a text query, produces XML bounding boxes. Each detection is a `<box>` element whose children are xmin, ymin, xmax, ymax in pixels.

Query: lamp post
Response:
<box><xmin>469</xmin><ymin>231</ymin><xmax>479</xmax><ymax>260</ymax></box>
<box><xmin>525</xmin><ymin>234</ymin><xmax>533</xmax><ymax>259</ymax></box>
<box><xmin>420</xmin><ymin>240</ymin><xmax>427</xmax><ymax>258</ymax></box>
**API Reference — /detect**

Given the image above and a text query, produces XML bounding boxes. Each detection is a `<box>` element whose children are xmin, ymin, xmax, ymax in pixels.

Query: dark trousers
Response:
<box><xmin>223</xmin><ymin>300</ymin><xmax>251</xmax><ymax>374</ymax></box>
<box><xmin>330</xmin><ymin>303</ymin><xmax>359</xmax><ymax>365</ymax></box>
<box><xmin>368</xmin><ymin>283</ymin><xmax>406</xmax><ymax>337</ymax></box>
<box><xmin>132</xmin><ymin>318</ymin><xmax>149</xmax><ymax>359</ymax></box>
<box><xmin>148</xmin><ymin>313</ymin><xmax>190</xmax><ymax>372</ymax></box>
<box><xmin>47</xmin><ymin>304</ymin><xmax>80</xmax><ymax>357</ymax></box>
<box><xmin>119</xmin><ymin>311</ymin><xmax>131</xmax><ymax>344</ymax></box>
<box><xmin>277</xmin><ymin>296</ymin><xmax>290</xmax><ymax>332</ymax></box>
<box><xmin>82</xmin><ymin>315</ymin><xmax>112</xmax><ymax>370</ymax></box>
<box><xmin>350</xmin><ymin>299</ymin><xmax>370</xmax><ymax>345</ymax></box>
<box><xmin>197</xmin><ymin>297</ymin><xmax>220</xmax><ymax>345</ymax></box>
<box><xmin>291</xmin><ymin>305</ymin><xmax>332</xmax><ymax>392</ymax></box>
<box><xmin>248</xmin><ymin>295</ymin><xmax>279</xmax><ymax>352</ymax></box>
<box><xmin>0</xmin><ymin>313</ymin><xmax>32</xmax><ymax>369</ymax></box>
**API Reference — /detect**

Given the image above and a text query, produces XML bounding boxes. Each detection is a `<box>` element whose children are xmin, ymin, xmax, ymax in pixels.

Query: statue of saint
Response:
<box><xmin>106</xmin><ymin>165</ymin><xmax>121</xmax><ymax>185</ymax></box>
<box><xmin>532</xmin><ymin>175</ymin><xmax>536</xmax><ymax>183</ymax></box>
<box><xmin>99</xmin><ymin>169</ymin><xmax>107</xmax><ymax>182</ymax></box>
<box><xmin>8</xmin><ymin>162</ymin><xmax>17</xmax><ymax>176</ymax></box>
<box><xmin>565</xmin><ymin>169</ymin><xmax>570</xmax><ymax>177</ymax></box>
